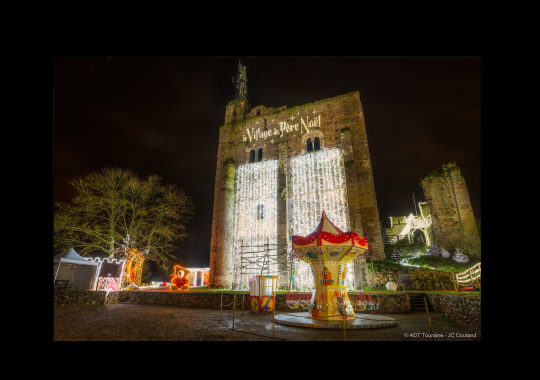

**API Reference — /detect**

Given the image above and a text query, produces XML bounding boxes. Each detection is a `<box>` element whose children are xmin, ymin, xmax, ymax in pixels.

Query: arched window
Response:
<box><xmin>257</xmin><ymin>204</ymin><xmax>264</xmax><ymax>220</ymax></box>
<box><xmin>307</xmin><ymin>138</ymin><xmax>313</xmax><ymax>152</ymax></box>
<box><xmin>258</xmin><ymin>148</ymin><xmax>263</xmax><ymax>162</ymax></box>
<box><xmin>249</xmin><ymin>150</ymin><xmax>255</xmax><ymax>163</ymax></box>
<box><xmin>314</xmin><ymin>137</ymin><xmax>320</xmax><ymax>151</ymax></box>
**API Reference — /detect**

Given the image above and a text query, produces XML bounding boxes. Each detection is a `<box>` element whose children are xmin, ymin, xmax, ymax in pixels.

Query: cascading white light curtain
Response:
<box><xmin>289</xmin><ymin>147</ymin><xmax>355</xmax><ymax>290</ymax></box>
<box><xmin>232</xmin><ymin>160</ymin><xmax>278</xmax><ymax>289</ymax></box>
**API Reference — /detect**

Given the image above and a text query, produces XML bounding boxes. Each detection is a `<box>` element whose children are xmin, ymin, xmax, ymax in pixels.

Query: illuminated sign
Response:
<box><xmin>243</xmin><ymin>115</ymin><xmax>322</xmax><ymax>142</ymax></box>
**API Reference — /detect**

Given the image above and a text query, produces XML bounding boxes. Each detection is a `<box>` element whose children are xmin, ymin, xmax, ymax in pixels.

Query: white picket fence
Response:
<box><xmin>455</xmin><ymin>263</ymin><xmax>481</xmax><ymax>289</ymax></box>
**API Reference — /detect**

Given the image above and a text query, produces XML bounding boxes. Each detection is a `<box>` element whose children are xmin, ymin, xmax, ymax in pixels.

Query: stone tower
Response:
<box><xmin>209</xmin><ymin>71</ymin><xmax>384</xmax><ymax>289</ymax></box>
<box><xmin>420</xmin><ymin>162</ymin><xmax>479</xmax><ymax>252</ymax></box>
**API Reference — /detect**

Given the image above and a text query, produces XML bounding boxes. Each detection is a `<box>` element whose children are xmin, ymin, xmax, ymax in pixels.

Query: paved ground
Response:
<box><xmin>54</xmin><ymin>304</ymin><xmax>481</xmax><ymax>341</ymax></box>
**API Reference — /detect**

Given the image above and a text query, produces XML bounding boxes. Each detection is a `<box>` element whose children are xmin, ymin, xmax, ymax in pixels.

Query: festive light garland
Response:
<box><xmin>121</xmin><ymin>248</ymin><xmax>146</xmax><ymax>287</ymax></box>
<box><xmin>232</xmin><ymin>160</ymin><xmax>279</xmax><ymax>288</ymax></box>
<box><xmin>88</xmin><ymin>257</ymin><xmax>126</xmax><ymax>291</ymax></box>
<box><xmin>230</xmin><ymin>148</ymin><xmax>354</xmax><ymax>290</ymax></box>
<box><xmin>289</xmin><ymin>148</ymin><xmax>353</xmax><ymax>290</ymax></box>
<box><xmin>456</xmin><ymin>263</ymin><xmax>481</xmax><ymax>285</ymax></box>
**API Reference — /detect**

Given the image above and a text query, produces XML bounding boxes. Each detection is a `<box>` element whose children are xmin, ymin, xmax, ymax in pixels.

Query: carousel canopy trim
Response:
<box><xmin>292</xmin><ymin>212</ymin><xmax>368</xmax><ymax>250</ymax></box>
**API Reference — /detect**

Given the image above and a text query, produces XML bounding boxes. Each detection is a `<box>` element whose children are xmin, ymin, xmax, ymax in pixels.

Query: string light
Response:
<box><xmin>232</xmin><ymin>160</ymin><xmax>279</xmax><ymax>289</ymax></box>
<box><xmin>289</xmin><ymin>147</ymin><xmax>353</xmax><ymax>290</ymax></box>
<box><xmin>88</xmin><ymin>257</ymin><xmax>126</xmax><ymax>291</ymax></box>
<box><xmin>120</xmin><ymin>248</ymin><xmax>146</xmax><ymax>287</ymax></box>
<box><xmin>456</xmin><ymin>263</ymin><xmax>481</xmax><ymax>285</ymax></box>
<box><xmin>229</xmin><ymin>148</ymin><xmax>354</xmax><ymax>291</ymax></box>
<box><xmin>170</xmin><ymin>265</ymin><xmax>190</xmax><ymax>291</ymax></box>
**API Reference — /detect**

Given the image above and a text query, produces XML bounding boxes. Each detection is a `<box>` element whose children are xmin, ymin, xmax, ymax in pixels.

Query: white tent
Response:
<box><xmin>54</xmin><ymin>248</ymin><xmax>98</xmax><ymax>290</ymax></box>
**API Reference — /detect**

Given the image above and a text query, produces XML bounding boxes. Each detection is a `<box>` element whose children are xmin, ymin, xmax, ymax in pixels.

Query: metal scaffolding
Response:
<box><xmin>232</xmin><ymin>239</ymin><xmax>290</xmax><ymax>289</ymax></box>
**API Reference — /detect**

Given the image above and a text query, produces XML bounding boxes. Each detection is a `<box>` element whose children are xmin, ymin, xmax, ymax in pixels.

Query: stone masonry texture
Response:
<box><xmin>427</xmin><ymin>293</ymin><xmax>481</xmax><ymax>330</ymax></box>
<box><xmin>210</xmin><ymin>92</ymin><xmax>384</xmax><ymax>288</ymax></box>
<box><xmin>126</xmin><ymin>291</ymin><xmax>409</xmax><ymax>313</ymax></box>
<box><xmin>366</xmin><ymin>266</ymin><xmax>456</xmax><ymax>291</ymax></box>
<box><xmin>421</xmin><ymin>164</ymin><xmax>479</xmax><ymax>250</ymax></box>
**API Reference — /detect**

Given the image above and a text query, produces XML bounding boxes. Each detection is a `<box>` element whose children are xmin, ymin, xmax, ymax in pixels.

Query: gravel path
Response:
<box><xmin>54</xmin><ymin>304</ymin><xmax>480</xmax><ymax>341</ymax></box>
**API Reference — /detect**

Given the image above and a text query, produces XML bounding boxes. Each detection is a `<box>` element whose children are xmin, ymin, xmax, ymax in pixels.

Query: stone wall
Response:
<box><xmin>421</xmin><ymin>163</ymin><xmax>479</xmax><ymax>250</ymax></box>
<box><xmin>104</xmin><ymin>291</ymin><xmax>120</xmax><ymax>304</ymax></box>
<box><xmin>209</xmin><ymin>159</ymin><xmax>236</xmax><ymax>288</ymax></box>
<box><xmin>367</xmin><ymin>265</ymin><xmax>455</xmax><ymax>290</ymax></box>
<box><xmin>54</xmin><ymin>290</ymin><xmax>412</xmax><ymax>314</ymax></box>
<box><xmin>53</xmin><ymin>290</ymin><xmax>127</xmax><ymax>306</ymax></box>
<box><xmin>427</xmin><ymin>293</ymin><xmax>481</xmax><ymax>330</ymax></box>
<box><xmin>117</xmin><ymin>290</ymin><xmax>131</xmax><ymax>302</ymax></box>
<box><xmin>355</xmin><ymin>294</ymin><xmax>410</xmax><ymax>313</ymax></box>
<box><xmin>130</xmin><ymin>291</ymin><xmax>274</xmax><ymax>310</ymax></box>
<box><xmin>125</xmin><ymin>291</ymin><xmax>410</xmax><ymax>313</ymax></box>
<box><xmin>54</xmin><ymin>290</ymin><xmax>121</xmax><ymax>306</ymax></box>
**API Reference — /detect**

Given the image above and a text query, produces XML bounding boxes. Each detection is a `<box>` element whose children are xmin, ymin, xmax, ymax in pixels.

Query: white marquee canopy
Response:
<box><xmin>54</xmin><ymin>248</ymin><xmax>98</xmax><ymax>290</ymax></box>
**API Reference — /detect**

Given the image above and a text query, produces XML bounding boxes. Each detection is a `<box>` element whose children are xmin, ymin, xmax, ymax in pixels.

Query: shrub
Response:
<box><xmin>397</xmin><ymin>274</ymin><xmax>415</xmax><ymax>287</ymax></box>
<box><xmin>384</xmin><ymin>243</ymin><xmax>428</xmax><ymax>258</ymax></box>
<box><xmin>426</xmin><ymin>244</ymin><xmax>441</xmax><ymax>257</ymax></box>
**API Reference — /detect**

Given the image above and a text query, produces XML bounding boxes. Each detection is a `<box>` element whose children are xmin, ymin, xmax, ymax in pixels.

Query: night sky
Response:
<box><xmin>53</xmin><ymin>57</ymin><xmax>481</xmax><ymax>268</ymax></box>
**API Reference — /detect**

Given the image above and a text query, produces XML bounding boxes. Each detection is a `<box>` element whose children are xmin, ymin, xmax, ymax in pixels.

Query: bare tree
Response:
<box><xmin>54</xmin><ymin>167</ymin><xmax>194</xmax><ymax>286</ymax></box>
<box><xmin>173</xmin><ymin>230</ymin><xmax>205</xmax><ymax>266</ymax></box>
<box><xmin>154</xmin><ymin>229</ymin><xmax>204</xmax><ymax>281</ymax></box>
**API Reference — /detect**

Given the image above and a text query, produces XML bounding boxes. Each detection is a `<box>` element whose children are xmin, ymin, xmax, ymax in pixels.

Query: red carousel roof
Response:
<box><xmin>291</xmin><ymin>211</ymin><xmax>368</xmax><ymax>249</ymax></box>
<box><xmin>309</xmin><ymin>211</ymin><xmax>344</xmax><ymax>235</ymax></box>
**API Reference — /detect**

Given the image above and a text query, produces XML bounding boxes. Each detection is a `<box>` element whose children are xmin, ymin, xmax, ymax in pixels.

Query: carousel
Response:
<box><xmin>274</xmin><ymin>212</ymin><xmax>396</xmax><ymax>329</ymax></box>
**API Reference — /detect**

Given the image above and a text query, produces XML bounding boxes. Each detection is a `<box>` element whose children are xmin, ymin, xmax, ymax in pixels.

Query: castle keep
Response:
<box><xmin>209</xmin><ymin>67</ymin><xmax>384</xmax><ymax>288</ymax></box>
<box><xmin>420</xmin><ymin>163</ymin><xmax>479</xmax><ymax>250</ymax></box>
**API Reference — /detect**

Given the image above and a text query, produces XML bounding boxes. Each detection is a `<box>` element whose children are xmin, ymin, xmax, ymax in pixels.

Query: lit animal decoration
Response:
<box><xmin>170</xmin><ymin>265</ymin><xmax>190</xmax><ymax>291</ymax></box>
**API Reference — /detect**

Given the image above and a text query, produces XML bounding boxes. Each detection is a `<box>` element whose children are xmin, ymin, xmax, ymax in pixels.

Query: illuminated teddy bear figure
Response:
<box><xmin>169</xmin><ymin>265</ymin><xmax>190</xmax><ymax>291</ymax></box>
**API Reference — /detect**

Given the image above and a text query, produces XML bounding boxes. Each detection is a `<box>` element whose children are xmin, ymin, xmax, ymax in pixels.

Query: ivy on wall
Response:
<box><xmin>419</xmin><ymin>161</ymin><xmax>457</xmax><ymax>184</ymax></box>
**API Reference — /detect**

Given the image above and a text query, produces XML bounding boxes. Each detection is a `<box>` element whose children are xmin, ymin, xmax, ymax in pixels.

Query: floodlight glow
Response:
<box><xmin>232</xmin><ymin>160</ymin><xmax>279</xmax><ymax>288</ymax></box>
<box><xmin>289</xmin><ymin>147</ymin><xmax>353</xmax><ymax>289</ymax></box>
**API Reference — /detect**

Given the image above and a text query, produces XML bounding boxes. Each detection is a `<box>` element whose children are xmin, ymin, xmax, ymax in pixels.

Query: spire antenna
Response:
<box><xmin>232</xmin><ymin>59</ymin><xmax>248</xmax><ymax>99</ymax></box>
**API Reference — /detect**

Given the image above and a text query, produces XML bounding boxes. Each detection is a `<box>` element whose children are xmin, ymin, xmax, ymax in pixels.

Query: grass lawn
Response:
<box><xmin>402</xmin><ymin>256</ymin><xmax>481</xmax><ymax>273</ymax></box>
